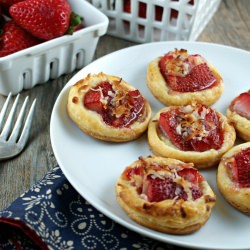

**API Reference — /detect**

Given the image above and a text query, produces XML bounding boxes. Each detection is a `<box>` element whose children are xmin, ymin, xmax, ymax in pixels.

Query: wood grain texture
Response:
<box><xmin>0</xmin><ymin>0</ymin><xmax>249</xmax><ymax>212</ymax></box>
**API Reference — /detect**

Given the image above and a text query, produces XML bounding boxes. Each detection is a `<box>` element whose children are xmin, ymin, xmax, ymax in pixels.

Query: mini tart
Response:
<box><xmin>67</xmin><ymin>72</ymin><xmax>152</xmax><ymax>142</ymax></box>
<box><xmin>217</xmin><ymin>142</ymin><xmax>250</xmax><ymax>215</ymax></box>
<box><xmin>226</xmin><ymin>90</ymin><xmax>250</xmax><ymax>141</ymax></box>
<box><xmin>115</xmin><ymin>156</ymin><xmax>216</xmax><ymax>234</ymax></box>
<box><xmin>147</xmin><ymin>48</ymin><xmax>224</xmax><ymax>106</ymax></box>
<box><xmin>148</xmin><ymin>104</ymin><xmax>236</xmax><ymax>169</ymax></box>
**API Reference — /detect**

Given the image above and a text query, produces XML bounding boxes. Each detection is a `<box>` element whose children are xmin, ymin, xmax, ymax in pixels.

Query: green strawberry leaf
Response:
<box><xmin>66</xmin><ymin>12</ymin><xmax>84</xmax><ymax>35</ymax></box>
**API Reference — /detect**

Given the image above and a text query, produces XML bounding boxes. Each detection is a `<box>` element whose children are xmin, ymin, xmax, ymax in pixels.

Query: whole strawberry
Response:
<box><xmin>9</xmin><ymin>0</ymin><xmax>71</xmax><ymax>40</ymax></box>
<box><xmin>0</xmin><ymin>0</ymin><xmax>24</xmax><ymax>16</ymax></box>
<box><xmin>0</xmin><ymin>20</ymin><xmax>41</xmax><ymax>57</ymax></box>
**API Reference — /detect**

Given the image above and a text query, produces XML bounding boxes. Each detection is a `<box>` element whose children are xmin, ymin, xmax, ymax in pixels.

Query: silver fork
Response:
<box><xmin>0</xmin><ymin>93</ymin><xmax>36</xmax><ymax>160</ymax></box>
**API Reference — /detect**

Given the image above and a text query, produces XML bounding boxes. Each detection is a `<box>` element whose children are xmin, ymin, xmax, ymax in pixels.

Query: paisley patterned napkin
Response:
<box><xmin>0</xmin><ymin>165</ymin><xmax>185</xmax><ymax>250</ymax></box>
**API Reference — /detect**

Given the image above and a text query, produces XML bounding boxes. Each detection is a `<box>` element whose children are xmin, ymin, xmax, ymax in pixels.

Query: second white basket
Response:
<box><xmin>88</xmin><ymin>0</ymin><xmax>221</xmax><ymax>43</ymax></box>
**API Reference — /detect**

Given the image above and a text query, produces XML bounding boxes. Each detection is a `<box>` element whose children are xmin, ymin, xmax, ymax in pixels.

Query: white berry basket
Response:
<box><xmin>0</xmin><ymin>0</ymin><xmax>109</xmax><ymax>96</ymax></box>
<box><xmin>87</xmin><ymin>0</ymin><xmax>221</xmax><ymax>43</ymax></box>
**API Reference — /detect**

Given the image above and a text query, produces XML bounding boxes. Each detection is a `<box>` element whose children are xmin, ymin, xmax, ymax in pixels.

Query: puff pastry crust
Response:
<box><xmin>67</xmin><ymin>72</ymin><xmax>152</xmax><ymax>142</ymax></box>
<box><xmin>226</xmin><ymin>90</ymin><xmax>250</xmax><ymax>141</ymax></box>
<box><xmin>217</xmin><ymin>142</ymin><xmax>250</xmax><ymax>215</ymax></box>
<box><xmin>148</xmin><ymin>104</ymin><xmax>236</xmax><ymax>169</ymax></box>
<box><xmin>147</xmin><ymin>49</ymin><xmax>224</xmax><ymax>106</ymax></box>
<box><xmin>115</xmin><ymin>156</ymin><xmax>216</xmax><ymax>234</ymax></box>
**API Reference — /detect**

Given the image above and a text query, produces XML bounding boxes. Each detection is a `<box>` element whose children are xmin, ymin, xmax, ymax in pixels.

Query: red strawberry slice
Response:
<box><xmin>84</xmin><ymin>81</ymin><xmax>114</xmax><ymax>115</ymax></box>
<box><xmin>190</xmin><ymin>186</ymin><xmax>203</xmax><ymax>200</ymax></box>
<box><xmin>177</xmin><ymin>168</ymin><xmax>203</xmax><ymax>185</ymax></box>
<box><xmin>109</xmin><ymin>89</ymin><xmax>144</xmax><ymax>128</ymax></box>
<box><xmin>127</xmin><ymin>90</ymin><xmax>144</xmax><ymax>114</ymax></box>
<box><xmin>229</xmin><ymin>91</ymin><xmax>250</xmax><ymax>120</ymax></box>
<box><xmin>84</xmin><ymin>82</ymin><xmax>144</xmax><ymax>128</ymax></box>
<box><xmin>98</xmin><ymin>81</ymin><xmax>114</xmax><ymax>96</ymax></box>
<box><xmin>159</xmin><ymin>111</ymin><xmax>186</xmax><ymax>150</ymax></box>
<box><xmin>9</xmin><ymin>0</ymin><xmax>71</xmax><ymax>40</ymax></box>
<box><xmin>146</xmin><ymin>175</ymin><xmax>187</xmax><ymax>202</ymax></box>
<box><xmin>0</xmin><ymin>20</ymin><xmax>41</xmax><ymax>57</ymax></box>
<box><xmin>225</xmin><ymin>158</ymin><xmax>238</xmax><ymax>183</ymax></box>
<box><xmin>159</xmin><ymin>52</ymin><xmax>217</xmax><ymax>92</ymax></box>
<box><xmin>159</xmin><ymin>106</ymin><xmax>223</xmax><ymax>152</ymax></box>
<box><xmin>169</xmin><ymin>63</ymin><xmax>216</xmax><ymax>92</ymax></box>
<box><xmin>233</xmin><ymin>147</ymin><xmax>250</xmax><ymax>188</ymax></box>
<box><xmin>124</xmin><ymin>165</ymin><xmax>144</xmax><ymax>180</ymax></box>
<box><xmin>84</xmin><ymin>90</ymin><xmax>103</xmax><ymax>114</ymax></box>
<box><xmin>178</xmin><ymin>168</ymin><xmax>203</xmax><ymax>200</ymax></box>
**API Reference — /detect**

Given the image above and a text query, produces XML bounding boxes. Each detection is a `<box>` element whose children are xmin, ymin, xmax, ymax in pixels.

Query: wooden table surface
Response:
<box><xmin>0</xmin><ymin>0</ymin><xmax>249</xmax><ymax>226</ymax></box>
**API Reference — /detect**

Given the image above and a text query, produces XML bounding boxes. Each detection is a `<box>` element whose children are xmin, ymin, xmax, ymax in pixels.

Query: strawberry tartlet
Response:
<box><xmin>226</xmin><ymin>90</ymin><xmax>250</xmax><ymax>141</ymax></box>
<box><xmin>147</xmin><ymin>104</ymin><xmax>236</xmax><ymax>168</ymax></box>
<box><xmin>115</xmin><ymin>156</ymin><xmax>216</xmax><ymax>234</ymax></box>
<box><xmin>67</xmin><ymin>72</ymin><xmax>152</xmax><ymax>142</ymax></box>
<box><xmin>147</xmin><ymin>48</ymin><xmax>224</xmax><ymax>106</ymax></box>
<box><xmin>217</xmin><ymin>142</ymin><xmax>250</xmax><ymax>215</ymax></box>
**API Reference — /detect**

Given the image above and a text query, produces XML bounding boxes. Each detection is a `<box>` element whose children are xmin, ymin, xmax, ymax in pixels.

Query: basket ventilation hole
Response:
<box><xmin>109</xmin><ymin>17</ymin><xmax>116</xmax><ymax>31</ymax></box>
<box><xmin>138</xmin><ymin>2</ymin><xmax>147</xmax><ymax>18</ymax></box>
<box><xmin>50</xmin><ymin>60</ymin><xmax>59</xmax><ymax>79</ymax></box>
<box><xmin>137</xmin><ymin>24</ymin><xmax>145</xmax><ymax>38</ymax></box>
<box><xmin>122</xmin><ymin>20</ymin><xmax>130</xmax><ymax>34</ymax></box>
<box><xmin>107</xmin><ymin>0</ymin><xmax>115</xmax><ymax>10</ymax></box>
<box><xmin>170</xmin><ymin>9</ymin><xmax>179</xmax><ymax>24</ymax></box>
<box><xmin>22</xmin><ymin>71</ymin><xmax>31</xmax><ymax>87</ymax></box>
<box><xmin>76</xmin><ymin>51</ymin><xmax>85</xmax><ymax>69</ymax></box>
<box><xmin>155</xmin><ymin>5</ymin><xmax>163</xmax><ymax>21</ymax></box>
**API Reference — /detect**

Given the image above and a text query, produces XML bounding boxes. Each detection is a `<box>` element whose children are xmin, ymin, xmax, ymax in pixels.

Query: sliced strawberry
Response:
<box><xmin>0</xmin><ymin>20</ymin><xmax>41</xmax><ymax>57</ymax></box>
<box><xmin>190</xmin><ymin>185</ymin><xmax>203</xmax><ymax>200</ymax></box>
<box><xmin>177</xmin><ymin>168</ymin><xmax>203</xmax><ymax>200</ymax></box>
<box><xmin>176</xmin><ymin>63</ymin><xmax>217</xmax><ymax>92</ymax></box>
<box><xmin>124</xmin><ymin>165</ymin><xmax>144</xmax><ymax>180</ymax></box>
<box><xmin>190</xmin><ymin>109</ymin><xmax>223</xmax><ymax>152</ymax></box>
<box><xmin>109</xmin><ymin>89</ymin><xmax>144</xmax><ymax>128</ymax></box>
<box><xmin>98</xmin><ymin>81</ymin><xmax>114</xmax><ymax>96</ymax></box>
<box><xmin>160</xmin><ymin>61</ymin><xmax>217</xmax><ymax>92</ymax></box>
<box><xmin>146</xmin><ymin>175</ymin><xmax>187</xmax><ymax>202</ymax></box>
<box><xmin>84</xmin><ymin>90</ymin><xmax>103</xmax><ymax>114</ymax></box>
<box><xmin>127</xmin><ymin>90</ymin><xmax>144</xmax><ymax>115</ymax></box>
<box><xmin>233</xmin><ymin>147</ymin><xmax>250</xmax><ymax>188</ymax></box>
<box><xmin>229</xmin><ymin>91</ymin><xmax>250</xmax><ymax>120</ymax></box>
<box><xmin>159</xmin><ymin>111</ymin><xmax>182</xmax><ymax>148</ymax></box>
<box><xmin>177</xmin><ymin>168</ymin><xmax>203</xmax><ymax>185</ymax></box>
<box><xmin>159</xmin><ymin>105</ymin><xmax>224</xmax><ymax>152</ymax></box>
<box><xmin>225</xmin><ymin>157</ymin><xmax>239</xmax><ymax>186</ymax></box>
<box><xmin>84</xmin><ymin>82</ymin><xmax>144</xmax><ymax>128</ymax></box>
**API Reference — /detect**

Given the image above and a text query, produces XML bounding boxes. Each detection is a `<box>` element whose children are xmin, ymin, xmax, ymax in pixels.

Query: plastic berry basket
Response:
<box><xmin>0</xmin><ymin>0</ymin><xmax>109</xmax><ymax>96</ymax></box>
<box><xmin>87</xmin><ymin>0</ymin><xmax>221</xmax><ymax>43</ymax></box>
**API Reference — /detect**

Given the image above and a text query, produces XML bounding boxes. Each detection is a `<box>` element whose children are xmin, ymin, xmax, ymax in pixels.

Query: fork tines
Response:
<box><xmin>0</xmin><ymin>93</ymin><xmax>36</xmax><ymax>146</ymax></box>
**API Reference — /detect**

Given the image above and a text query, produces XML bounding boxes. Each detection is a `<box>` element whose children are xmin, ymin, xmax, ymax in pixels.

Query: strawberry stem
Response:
<box><xmin>66</xmin><ymin>12</ymin><xmax>83</xmax><ymax>35</ymax></box>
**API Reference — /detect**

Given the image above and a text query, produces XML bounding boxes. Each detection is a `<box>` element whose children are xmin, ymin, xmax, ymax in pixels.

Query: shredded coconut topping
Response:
<box><xmin>175</xmin><ymin>105</ymin><xmax>214</xmax><ymax>141</ymax></box>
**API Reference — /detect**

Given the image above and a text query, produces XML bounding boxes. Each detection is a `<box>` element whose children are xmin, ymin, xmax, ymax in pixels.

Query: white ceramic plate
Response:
<box><xmin>50</xmin><ymin>41</ymin><xmax>250</xmax><ymax>250</ymax></box>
